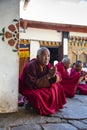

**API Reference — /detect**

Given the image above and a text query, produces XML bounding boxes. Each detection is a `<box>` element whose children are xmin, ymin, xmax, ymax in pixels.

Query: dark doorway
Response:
<box><xmin>47</xmin><ymin>47</ymin><xmax>58</xmax><ymax>65</ymax></box>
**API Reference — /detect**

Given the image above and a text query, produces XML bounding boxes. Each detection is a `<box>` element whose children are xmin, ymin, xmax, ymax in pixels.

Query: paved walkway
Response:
<box><xmin>0</xmin><ymin>94</ymin><xmax>87</xmax><ymax>130</ymax></box>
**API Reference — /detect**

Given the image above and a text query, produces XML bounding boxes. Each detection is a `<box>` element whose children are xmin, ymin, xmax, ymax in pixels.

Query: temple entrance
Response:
<box><xmin>47</xmin><ymin>47</ymin><xmax>59</xmax><ymax>65</ymax></box>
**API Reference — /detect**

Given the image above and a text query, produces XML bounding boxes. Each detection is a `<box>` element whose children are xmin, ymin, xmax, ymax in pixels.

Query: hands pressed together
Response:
<box><xmin>81</xmin><ymin>71</ymin><xmax>87</xmax><ymax>77</ymax></box>
<box><xmin>47</xmin><ymin>66</ymin><xmax>57</xmax><ymax>79</ymax></box>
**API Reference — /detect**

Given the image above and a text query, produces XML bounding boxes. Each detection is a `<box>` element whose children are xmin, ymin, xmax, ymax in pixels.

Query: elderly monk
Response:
<box><xmin>70</xmin><ymin>60</ymin><xmax>87</xmax><ymax>95</ymax></box>
<box><xmin>19</xmin><ymin>47</ymin><xmax>66</xmax><ymax>116</ymax></box>
<box><xmin>55</xmin><ymin>57</ymin><xmax>81</xmax><ymax>98</ymax></box>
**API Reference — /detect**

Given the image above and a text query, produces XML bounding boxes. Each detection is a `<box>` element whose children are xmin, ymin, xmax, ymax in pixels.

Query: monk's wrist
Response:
<box><xmin>47</xmin><ymin>74</ymin><xmax>51</xmax><ymax>79</ymax></box>
<box><xmin>47</xmin><ymin>74</ymin><xmax>50</xmax><ymax>79</ymax></box>
<box><xmin>47</xmin><ymin>74</ymin><xmax>55</xmax><ymax>80</ymax></box>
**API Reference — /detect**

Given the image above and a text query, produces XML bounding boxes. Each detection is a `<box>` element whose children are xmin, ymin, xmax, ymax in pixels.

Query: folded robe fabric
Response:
<box><xmin>70</xmin><ymin>68</ymin><xmax>87</xmax><ymax>95</ymax></box>
<box><xmin>55</xmin><ymin>62</ymin><xmax>80</xmax><ymax>98</ymax></box>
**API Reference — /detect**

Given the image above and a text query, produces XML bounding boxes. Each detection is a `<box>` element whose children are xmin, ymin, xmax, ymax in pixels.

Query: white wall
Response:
<box><xmin>20</xmin><ymin>0</ymin><xmax>87</xmax><ymax>26</ymax></box>
<box><xmin>0</xmin><ymin>0</ymin><xmax>19</xmax><ymax>113</ymax></box>
<box><xmin>20</xmin><ymin>28</ymin><xmax>62</xmax><ymax>41</ymax></box>
<box><xmin>30</xmin><ymin>41</ymin><xmax>40</xmax><ymax>60</ymax></box>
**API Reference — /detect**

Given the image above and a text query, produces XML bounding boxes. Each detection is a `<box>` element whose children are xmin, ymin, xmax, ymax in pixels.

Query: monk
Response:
<box><xmin>70</xmin><ymin>60</ymin><xmax>87</xmax><ymax>95</ymax></box>
<box><xmin>19</xmin><ymin>47</ymin><xmax>66</xmax><ymax>116</ymax></box>
<box><xmin>55</xmin><ymin>57</ymin><xmax>81</xmax><ymax>98</ymax></box>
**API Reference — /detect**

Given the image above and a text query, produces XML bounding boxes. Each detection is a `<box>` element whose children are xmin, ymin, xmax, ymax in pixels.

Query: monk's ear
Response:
<box><xmin>37</xmin><ymin>55</ymin><xmax>41</xmax><ymax>60</ymax></box>
<box><xmin>37</xmin><ymin>55</ymin><xmax>39</xmax><ymax>59</ymax></box>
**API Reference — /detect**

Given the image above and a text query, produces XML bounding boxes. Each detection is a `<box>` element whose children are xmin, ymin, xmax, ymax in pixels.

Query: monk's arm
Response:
<box><xmin>35</xmin><ymin>75</ymin><xmax>50</xmax><ymax>88</ymax></box>
<box><xmin>36</xmin><ymin>67</ymin><xmax>61</xmax><ymax>88</ymax></box>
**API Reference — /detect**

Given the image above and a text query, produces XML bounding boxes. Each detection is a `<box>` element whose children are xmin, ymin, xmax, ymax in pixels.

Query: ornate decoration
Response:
<box><xmin>0</xmin><ymin>19</ymin><xmax>19</xmax><ymax>52</ymax></box>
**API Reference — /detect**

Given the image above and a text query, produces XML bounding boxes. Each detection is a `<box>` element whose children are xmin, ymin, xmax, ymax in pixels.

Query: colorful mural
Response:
<box><xmin>0</xmin><ymin>19</ymin><xmax>19</xmax><ymax>52</ymax></box>
<box><xmin>19</xmin><ymin>39</ymin><xmax>30</xmax><ymax>58</ymax></box>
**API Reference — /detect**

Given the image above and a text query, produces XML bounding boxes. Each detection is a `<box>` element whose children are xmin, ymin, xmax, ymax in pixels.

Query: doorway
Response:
<box><xmin>47</xmin><ymin>47</ymin><xmax>59</xmax><ymax>65</ymax></box>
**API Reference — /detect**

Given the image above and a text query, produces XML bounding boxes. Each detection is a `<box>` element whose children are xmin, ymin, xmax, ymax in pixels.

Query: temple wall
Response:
<box><xmin>0</xmin><ymin>0</ymin><xmax>19</xmax><ymax>113</ymax></box>
<box><xmin>20</xmin><ymin>28</ymin><xmax>62</xmax><ymax>42</ymax></box>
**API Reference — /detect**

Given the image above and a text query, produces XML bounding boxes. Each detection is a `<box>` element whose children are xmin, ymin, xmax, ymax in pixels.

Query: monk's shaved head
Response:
<box><xmin>75</xmin><ymin>60</ymin><xmax>83</xmax><ymax>67</ymax></box>
<box><xmin>37</xmin><ymin>47</ymin><xmax>50</xmax><ymax>57</ymax></box>
<box><xmin>62</xmin><ymin>57</ymin><xmax>71</xmax><ymax>69</ymax></box>
<box><xmin>62</xmin><ymin>57</ymin><xmax>70</xmax><ymax>63</ymax></box>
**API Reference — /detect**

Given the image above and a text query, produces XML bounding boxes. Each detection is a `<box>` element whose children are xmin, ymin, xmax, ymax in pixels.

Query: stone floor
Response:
<box><xmin>0</xmin><ymin>94</ymin><xmax>87</xmax><ymax>130</ymax></box>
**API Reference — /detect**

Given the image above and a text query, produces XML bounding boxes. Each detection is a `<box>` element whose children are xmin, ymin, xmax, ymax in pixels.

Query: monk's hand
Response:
<box><xmin>81</xmin><ymin>71</ymin><xmax>87</xmax><ymax>77</ymax></box>
<box><xmin>47</xmin><ymin>66</ymin><xmax>57</xmax><ymax>79</ymax></box>
<box><xmin>85</xmin><ymin>75</ymin><xmax>87</xmax><ymax>81</ymax></box>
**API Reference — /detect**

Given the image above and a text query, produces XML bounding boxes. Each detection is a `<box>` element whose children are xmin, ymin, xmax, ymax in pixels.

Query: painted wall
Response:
<box><xmin>0</xmin><ymin>0</ymin><xmax>19</xmax><ymax>113</ymax></box>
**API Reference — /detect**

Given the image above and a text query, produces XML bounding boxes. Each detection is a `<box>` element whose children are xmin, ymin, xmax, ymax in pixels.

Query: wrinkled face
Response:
<box><xmin>37</xmin><ymin>50</ymin><xmax>50</xmax><ymax>66</ymax></box>
<box><xmin>64</xmin><ymin>61</ymin><xmax>71</xmax><ymax>69</ymax></box>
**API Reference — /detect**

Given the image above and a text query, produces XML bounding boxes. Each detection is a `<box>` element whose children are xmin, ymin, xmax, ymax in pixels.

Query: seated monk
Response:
<box><xmin>19</xmin><ymin>47</ymin><xmax>66</xmax><ymax>116</ymax></box>
<box><xmin>70</xmin><ymin>60</ymin><xmax>87</xmax><ymax>95</ymax></box>
<box><xmin>55</xmin><ymin>57</ymin><xmax>81</xmax><ymax>98</ymax></box>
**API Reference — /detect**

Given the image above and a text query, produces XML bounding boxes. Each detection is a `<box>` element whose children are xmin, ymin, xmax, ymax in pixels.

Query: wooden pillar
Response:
<box><xmin>62</xmin><ymin>31</ymin><xmax>69</xmax><ymax>58</ymax></box>
<box><xmin>57</xmin><ymin>32</ymin><xmax>63</xmax><ymax>61</ymax></box>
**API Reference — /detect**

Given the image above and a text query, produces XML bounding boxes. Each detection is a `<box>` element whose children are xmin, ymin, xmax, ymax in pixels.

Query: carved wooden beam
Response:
<box><xmin>20</xmin><ymin>19</ymin><xmax>87</xmax><ymax>33</ymax></box>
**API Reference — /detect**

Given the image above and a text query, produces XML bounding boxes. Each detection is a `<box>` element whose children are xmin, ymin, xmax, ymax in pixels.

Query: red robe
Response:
<box><xmin>70</xmin><ymin>68</ymin><xmax>87</xmax><ymax>95</ymax></box>
<box><xmin>19</xmin><ymin>59</ymin><xmax>66</xmax><ymax>116</ymax></box>
<box><xmin>55</xmin><ymin>62</ymin><xmax>80</xmax><ymax>98</ymax></box>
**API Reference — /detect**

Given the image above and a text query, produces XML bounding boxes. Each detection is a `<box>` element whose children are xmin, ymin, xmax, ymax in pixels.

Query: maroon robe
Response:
<box><xmin>55</xmin><ymin>62</ymin><xmax>80</xmax><ymax>98</ymax></box>
<box><xmin>70</xmin><ymin>68</ymin><xmax>87</xmax><ymax>95</ymax></box>
<box><xmin>19</xmin><ymin>59</ymin><xmax>66</xmax><ymax>116</ymax></box>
